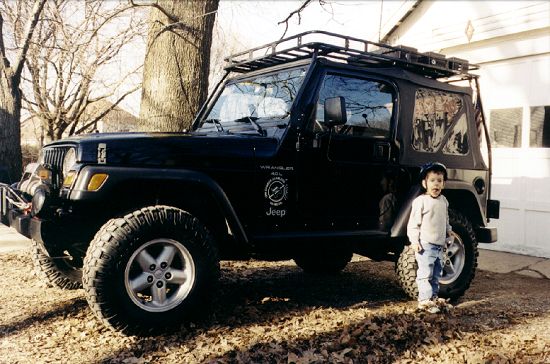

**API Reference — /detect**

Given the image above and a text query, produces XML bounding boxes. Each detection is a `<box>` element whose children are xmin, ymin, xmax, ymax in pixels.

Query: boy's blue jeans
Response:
<box><xmin>415</xmin><ymin>242</ymin><xmax>443</xmax><ymax>301</ymax></box>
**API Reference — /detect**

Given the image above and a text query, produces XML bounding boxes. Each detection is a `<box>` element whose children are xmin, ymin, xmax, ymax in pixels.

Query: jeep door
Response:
<box><xmin>298</xmin><ymin>71</ymin><xmax>397</xmax><ymax>230</ymax></box>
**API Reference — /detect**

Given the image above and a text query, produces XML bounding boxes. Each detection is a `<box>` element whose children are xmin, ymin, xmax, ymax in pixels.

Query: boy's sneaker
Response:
<box><xmin>433</xmin><ymin>297</ymin><xmax>453</xmax><ymax>311</ymax></box>
<box><xmin>418</xmin><ymin>300</ymin><xmax>441</xmax><ymax>314</ymax></box>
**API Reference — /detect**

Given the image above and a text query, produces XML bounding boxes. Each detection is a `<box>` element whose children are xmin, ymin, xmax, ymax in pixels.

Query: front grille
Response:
<box><xmin>43</xmin><ymin>146</ymin><xmax>70</xmax><ymax>172</ymax></box>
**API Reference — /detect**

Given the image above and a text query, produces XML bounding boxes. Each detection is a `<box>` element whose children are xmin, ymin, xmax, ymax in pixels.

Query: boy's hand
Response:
<box><xmin>411</xmin><ymin>242</ymin><xmax>423</xmax><ymax>253</ymax></box>
<box><xmin>445</xmin><ymin>235</ymin><xmax>454</xmax><ymax>247</ymax></box>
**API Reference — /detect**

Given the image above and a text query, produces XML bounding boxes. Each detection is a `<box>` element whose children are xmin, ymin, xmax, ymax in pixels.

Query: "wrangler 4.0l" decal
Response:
<box><xmin>263</xmin><ymin>168</ymin><xmax>290</xmax><ymax>218</ymax></box>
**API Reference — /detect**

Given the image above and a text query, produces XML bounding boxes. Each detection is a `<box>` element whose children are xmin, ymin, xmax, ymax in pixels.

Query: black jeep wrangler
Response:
<box><xmin>1</xmin><ymin>31</ymin><xmax>499</xmax><ymax>335</ymax></box>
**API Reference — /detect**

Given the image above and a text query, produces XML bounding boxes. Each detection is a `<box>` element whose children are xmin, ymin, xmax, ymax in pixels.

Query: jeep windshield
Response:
<box><xmin>197</xmin><ymin>67</ymin><xmax>308</xmax><ymax>135</ymax></box>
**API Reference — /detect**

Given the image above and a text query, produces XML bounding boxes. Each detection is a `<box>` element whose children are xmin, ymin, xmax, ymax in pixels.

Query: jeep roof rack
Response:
<box><xmin>224</xmin><ymin>30</ymin><xmax>478</xmax><ymax>80</ymax></box>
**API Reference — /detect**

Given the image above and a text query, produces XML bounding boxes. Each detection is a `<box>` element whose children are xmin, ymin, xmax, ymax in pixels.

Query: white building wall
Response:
<box><xmin>384</xmin><ymin>1</ymin><xmax>550</xmax><ymax>257</ymax></box>
<box><xmin>483</xmin><ymin>55</ymin><xmax>550</xmax><ymax>258</ymax></box>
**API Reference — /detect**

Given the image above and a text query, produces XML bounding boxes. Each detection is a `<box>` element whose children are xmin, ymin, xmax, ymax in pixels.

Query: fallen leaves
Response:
<box><xmin>0</xmin><ymin>251</ymin><xmax>550</xmax><ymax>363</ymax></box>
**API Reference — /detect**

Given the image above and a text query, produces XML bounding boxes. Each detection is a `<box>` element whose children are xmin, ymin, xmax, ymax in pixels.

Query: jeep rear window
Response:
<box><xmin>198</xmin><ymin>68</ymin><xmax>307</xmax><ymax>133</ymax></box>
<box><xmin>412</xmin><ymin>88</ymin><xmax>469</xmax><ymax>155</ymax></box>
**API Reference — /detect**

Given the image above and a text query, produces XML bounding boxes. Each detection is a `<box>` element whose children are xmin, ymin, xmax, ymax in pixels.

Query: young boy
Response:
<box><xmin>407</xmin><ymin>162</ymin><xmax>453</xmax><ymax>313</ymax></box>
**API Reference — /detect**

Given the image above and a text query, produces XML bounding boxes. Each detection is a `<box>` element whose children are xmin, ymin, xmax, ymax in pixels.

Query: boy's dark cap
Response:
<box><xmin>420</xmin><ymin>162</ymin><xmax>447</xmax><ymax>181</ymax></box>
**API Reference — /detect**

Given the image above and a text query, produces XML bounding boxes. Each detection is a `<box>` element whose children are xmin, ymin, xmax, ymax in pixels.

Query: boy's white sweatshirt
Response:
<box><xmin>407</xmin><ymin>194</ymin><xmax>452</xmax><ymax>246</ymax></box>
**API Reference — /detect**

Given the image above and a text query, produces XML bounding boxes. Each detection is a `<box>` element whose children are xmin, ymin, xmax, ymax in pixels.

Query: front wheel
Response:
<box><xmin>395</xmin><ymin>209</ymin><xmax>478</xmax><ymax>301</ymax></box>
<box><xmin>82</xmin><ymin>206</ymin><xmax>219</xmax><ymax>335</ymax></box>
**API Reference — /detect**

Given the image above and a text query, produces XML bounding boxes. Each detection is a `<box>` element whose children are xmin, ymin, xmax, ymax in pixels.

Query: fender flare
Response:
<box><xmin>68</xmin><ymin>165</ymin><xmax>250</xmax><ymax>246</ymax></box>
<box><xmin>390</xmin><ymin>183</ymin><xmax>485</xmax><ymax>238</ymax></box>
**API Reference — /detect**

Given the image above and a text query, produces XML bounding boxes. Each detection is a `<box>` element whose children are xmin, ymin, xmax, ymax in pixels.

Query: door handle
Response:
<box><xmin>374</xmin><ymin>142</ymin><xmax>390</xmax><ymax>160</ymax></box>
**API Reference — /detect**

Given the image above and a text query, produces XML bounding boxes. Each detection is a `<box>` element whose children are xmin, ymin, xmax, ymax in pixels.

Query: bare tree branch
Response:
<box><xmin>129</xmin><ymin>0</ymin><xmax>179</xmax><ymax>23</ymax></box>
<box><xmin>74</xmin><ymin>84</ymin><xmax>140</xmax><ymax>135</ymax></box>
<box><xmin>85</xmin><ymin>4</ymin><xmax>136</xmax><ymax>47</ymax></box>
<box><xmin>129</xmin><ymin>0</ymin><xmax>217</xmax><ymax>51</ymax></box>
<box><xmin>6</xmin><ymin>0</ymin><xmax>147</xmax><ymax>141</ymax></box>
<box><xmin>277</xmin><ymin>0</ymin><xmax>314</xmax><ymax>39</ymax></box>
<box><xmin>13</xmin><ymin>0</ymin><xmax>46</xmax><ymax>79</ymax></box>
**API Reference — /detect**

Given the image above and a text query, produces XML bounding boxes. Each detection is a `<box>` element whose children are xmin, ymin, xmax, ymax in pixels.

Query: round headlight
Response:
<box><xmin>31</xmin><ymin>188</ymin><xmax>47</xmax><ymax>216</ymax></box>
<box><xmin>62</xmin><ymin>148</ymin><xmax>77</xmax><ymax>178</ymax></box>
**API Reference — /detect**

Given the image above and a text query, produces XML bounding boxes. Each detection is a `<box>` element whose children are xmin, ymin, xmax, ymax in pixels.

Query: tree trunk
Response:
<box><xmin>0</xmin><ymin>68</ymin><xmax>23</xmax><ymax>182</ymax></box>
<box><xmin>139</xmin><ymin>0</ymin><xmax>219</xmax><ymax>132</ymax></box>
<box><xmin>0</xmin><ymin>0</ymin><xmax>46</xmax><ymax>182</ymax></box>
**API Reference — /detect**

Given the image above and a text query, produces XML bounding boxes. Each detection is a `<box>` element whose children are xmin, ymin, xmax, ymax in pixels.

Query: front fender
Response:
<box><xmin>66</xmin><ymin>166</ymin><xmax>249</xmax><ymax>246</ymax></box>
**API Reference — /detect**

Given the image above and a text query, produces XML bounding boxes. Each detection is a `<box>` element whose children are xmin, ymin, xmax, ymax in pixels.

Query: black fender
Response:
<box><xmin>67</xmin><ymin>165</ymin><xmax>250</xmax><ymax>247</ymax></box>
<box><xmin>444</xmin><ymin>181</ymin><xmax>486</xmax><ymax>226</ymax></box>
<box><xmin>390</xmin><ymin>183</ymin><xmax>490</xmax><ymax>242</ymax></box>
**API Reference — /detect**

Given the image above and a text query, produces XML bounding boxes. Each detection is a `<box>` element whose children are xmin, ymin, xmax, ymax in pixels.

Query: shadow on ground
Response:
<box><xmin>0</xmin><ymin>297</ymin><xmax>88</xmax><ymax>337</ymax></box>
<box><xmin>96</xmin><ymin>259</ymin><xmax>550</xmax><ymax>363</ymax></box>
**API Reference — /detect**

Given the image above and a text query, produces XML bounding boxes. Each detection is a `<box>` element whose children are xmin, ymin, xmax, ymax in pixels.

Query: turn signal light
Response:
<box><xmin>37</xmin><ymin>168</ymin><xmax>51</xmax><ymax>180</ymax></box>
<box><xmin>87</xmin><ymin>173</ymin><xmax>108</xmax><ymax>191</ymax></box>
<box><xmin>62</xmin><ymin>171</ymin><xmax>77</xmax><ymax>188</ymax></box>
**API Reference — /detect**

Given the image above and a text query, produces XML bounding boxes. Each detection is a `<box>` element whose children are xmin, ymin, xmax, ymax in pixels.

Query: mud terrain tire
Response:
<box><xmin>395</xmin><ymin>209</ymin><xmax>478</xmax><ymax>301</ymax></box>
<box><xmin>82</xmin><ymin>206</ymin><xmax>219</xmax><ymax>335</ymax></box>
<box><xmin>31</xmin><ymin>238</ymin><xmax>83</xmax><ymax>290</ymax></box>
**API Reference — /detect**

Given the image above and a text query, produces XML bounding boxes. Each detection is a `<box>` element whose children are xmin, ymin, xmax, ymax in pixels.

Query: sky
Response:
<box><xmin>215</xmin><ymin>0</ymin><xmax>407</xmax><ymax>46</ymax></box>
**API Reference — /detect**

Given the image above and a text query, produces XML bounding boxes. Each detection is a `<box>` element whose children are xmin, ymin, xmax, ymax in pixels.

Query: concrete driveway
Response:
<box><xmin>0</xmin><ymin>223</ymin><xmax>31</xmax><ymax>253</ymax></box>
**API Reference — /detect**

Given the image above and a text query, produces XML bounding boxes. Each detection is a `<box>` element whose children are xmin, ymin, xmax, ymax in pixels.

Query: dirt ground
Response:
<box><xmin>1</xmin><ymin>250</ymin><xmax>549</xmax><ymax>364</ymax></box>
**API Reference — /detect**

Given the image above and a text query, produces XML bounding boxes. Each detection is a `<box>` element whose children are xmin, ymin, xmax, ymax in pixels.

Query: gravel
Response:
<box><xmin>1</xmin><ymin>250</ymin><xmax>549</xmax><ymax>363</ymax></box>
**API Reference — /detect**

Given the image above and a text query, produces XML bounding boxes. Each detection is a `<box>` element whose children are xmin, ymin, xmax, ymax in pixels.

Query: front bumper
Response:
<box><xmin>3</xmin><ymin>191</ymin><xmax>56</xmax><ymax>248</ymax></box>
<box><xmin>7</xmin><ymin>209</ymin><xmax>31</xmax><ymax>238</ymax></box>
<box><xmin>1</xmin><ymin>184</ymin><xmax>34</xmax><ymax>240</ymax></box>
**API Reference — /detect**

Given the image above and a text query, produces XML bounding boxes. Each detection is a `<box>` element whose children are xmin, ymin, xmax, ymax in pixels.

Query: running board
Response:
<box><xmin>252</xmin><ymin>229</ymin><xmax>390</xmax><ymax>243</ymax></box>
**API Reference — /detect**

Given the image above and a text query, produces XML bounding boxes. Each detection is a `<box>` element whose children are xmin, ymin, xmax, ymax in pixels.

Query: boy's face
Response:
<box><xmin>422</xmin><ymin>171</ymin><xmax>445</xmax><ymax>198</ymax></box>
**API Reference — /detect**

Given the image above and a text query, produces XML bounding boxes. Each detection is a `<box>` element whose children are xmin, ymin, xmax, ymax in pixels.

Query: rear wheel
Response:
<box><xmin>83</xmin><ymin>206</ymin><xmax>219</xmax><ymax>335</ymax></box>
<box><xmin>439</xmin><ymin>210</ymin><xmax>478</xmax><ymax>299</ymax></box>
<box><xmin>395</xmin><ymin>209</ymin><xmax>478</xmax><ymax>301</ymax></box>
<box><xmin>395</xmin><ymin>244</ymin><xmax>417</xmax><ymax>298</ymax></box>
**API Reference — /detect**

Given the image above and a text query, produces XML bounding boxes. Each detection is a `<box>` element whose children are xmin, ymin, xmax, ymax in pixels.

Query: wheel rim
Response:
<box><xmin>440</xmin><ymin>232</ymin><xmax>465</xmax><ymax>285</ymax></box>
<box><xmin>124</xmin><ymin>238</ymin><xmax>196</xmax><ymax>313</ymax></box>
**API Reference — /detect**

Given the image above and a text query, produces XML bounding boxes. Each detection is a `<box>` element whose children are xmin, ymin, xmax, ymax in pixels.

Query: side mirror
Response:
<box><xmin>324</xmin><ymin>96</ymin><xmax>347</xmax><ymax>127</ymax></box>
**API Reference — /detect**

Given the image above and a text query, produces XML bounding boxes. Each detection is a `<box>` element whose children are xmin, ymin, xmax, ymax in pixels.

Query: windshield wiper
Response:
<box><xmin>233</xmin><ymin>116</ymin><xmax>266</xmax><ymax>136</ymax></box>
<box><xmin>203</xmin><ymin>118</ymin><xmax>225</xmax><ymax>132</ymax></box>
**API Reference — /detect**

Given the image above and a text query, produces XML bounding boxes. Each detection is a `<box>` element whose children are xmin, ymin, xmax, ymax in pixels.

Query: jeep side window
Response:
<box><xmin>315</xmin><ymin>75</ymin><xmax>393</xmax><ymax>138</ymax></box>
<box><xmin>412</xmin><ymin>88</ymin><xmax>469</xmax><ymax>155</ymax></box>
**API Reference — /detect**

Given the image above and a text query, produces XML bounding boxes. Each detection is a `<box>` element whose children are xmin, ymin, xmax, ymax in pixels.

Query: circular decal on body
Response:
<box><xmin>264</xmin><ymin>176</ymin><xmax>288</xmax><ymax>206</ymax></box>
